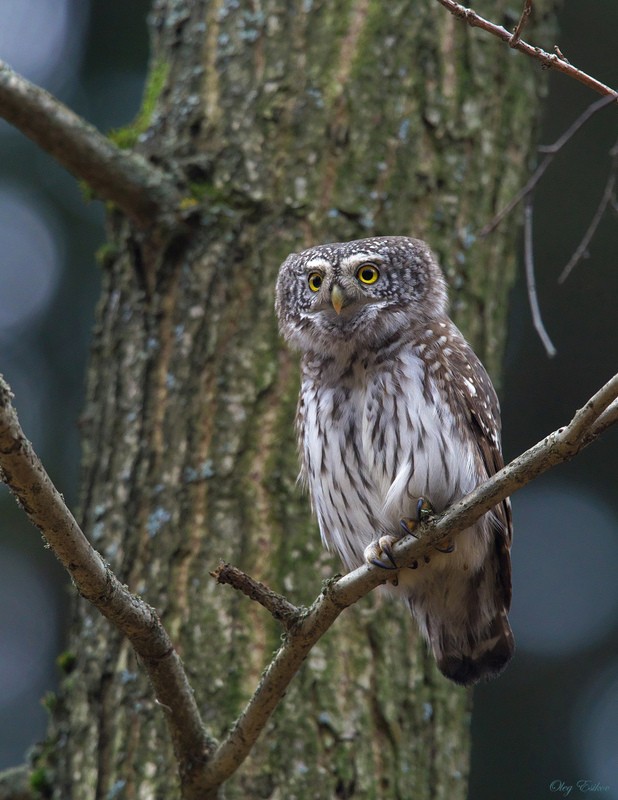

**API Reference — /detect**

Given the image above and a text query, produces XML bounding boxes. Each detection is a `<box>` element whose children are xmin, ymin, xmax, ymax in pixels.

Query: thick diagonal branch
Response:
<box><xmin>0</xmin><ymin>375</ymin><xmax>216</xmax><ymax>800</ymax></box>
<box><xmin>206</xmin><ymin>372</ymin><xmax>618</xmax><ymax>792</ymax></box>
<box><xmin>0</xmin><ymin>61</ymin><xmax>181</xmax><ymax>229</ymax></box>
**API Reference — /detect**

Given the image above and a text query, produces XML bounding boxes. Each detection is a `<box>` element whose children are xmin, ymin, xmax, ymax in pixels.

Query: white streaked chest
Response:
<box><xmin>299</xmin><ymin>351</ymin><xmax>477</xmax><ymax>568</ymax></box>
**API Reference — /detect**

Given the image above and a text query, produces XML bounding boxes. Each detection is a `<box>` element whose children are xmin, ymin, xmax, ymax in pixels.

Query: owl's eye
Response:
<box><xmin>356</xmin><ymin>264</ymin><xmax>380</xmax><ymax>285</ymax></box>
<box><xmin>308</xmin><ymin>272</ymin><xmax>323</xmax><ymax>292</ymax></box>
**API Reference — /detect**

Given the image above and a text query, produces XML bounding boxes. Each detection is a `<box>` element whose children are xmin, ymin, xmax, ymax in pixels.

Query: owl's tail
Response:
<box><xmin>430</xmin><ymin>610</ymin><xmax>515</xmax><ymax>686</ymax></box>
<box><xmin>405</xmin><ymin>555</ymin><xmax>515</xmax><ymax>686</ymax></box>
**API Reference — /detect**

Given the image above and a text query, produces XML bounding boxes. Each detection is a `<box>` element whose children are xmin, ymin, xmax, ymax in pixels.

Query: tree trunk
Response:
<box><xmin>40</xmin><ymin>1</ymin><xmax>556</xmax><ymax>797</ymax></box>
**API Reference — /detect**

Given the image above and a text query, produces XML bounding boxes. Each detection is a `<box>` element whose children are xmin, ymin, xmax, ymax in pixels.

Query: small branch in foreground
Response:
<box><xmin>523</xmin><ymin>199</ymin><xmax>556</xmax><ymax>357</ymax></box>
<box><xmin>205</xmin><ymin>372</ymin><xmax>618</xmax><ymax>792</ymax></box>
<box><xmin>0</xmin><ymin>61</ymin><xmax>182</xmax><ymax>230</ymax></box>
<box><xmin>434</xmin><ymin>0</ymin><xmax>618</xmax><ymax>99</ymax></box>
<box><xmin>0</xmin><ymin>375</ymin><xmax>215</xmax><ymax>800</ymax></box>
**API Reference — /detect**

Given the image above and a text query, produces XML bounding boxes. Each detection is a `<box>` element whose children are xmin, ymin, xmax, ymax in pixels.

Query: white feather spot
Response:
<box><xmin>463</xmin><ymin>377</ymin><xmax>477</xmax><ymax>396</ymax></box>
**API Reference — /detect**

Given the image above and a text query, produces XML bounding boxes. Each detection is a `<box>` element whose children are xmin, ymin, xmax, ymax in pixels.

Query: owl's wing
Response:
<box><xmin>444</xmin><ymin>332</ymin><xmax>513</xmax><ymax>606</ymax></box>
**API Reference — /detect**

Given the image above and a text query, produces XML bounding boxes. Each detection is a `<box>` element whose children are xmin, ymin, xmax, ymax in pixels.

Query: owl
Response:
<box><xmin>275</xmin><ymin>236</ymin><xmax>514</xmax><ymax>686</ymax></box>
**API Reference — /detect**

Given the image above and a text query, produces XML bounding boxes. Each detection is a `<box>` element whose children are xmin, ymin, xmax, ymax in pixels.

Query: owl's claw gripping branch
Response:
<box><xmin>401</xmin><ymin>498</ymin><xmax>454</xmax><ymax>553</ymax></box>
<box><xmin>364</xmin><ymin>535</ymin><xmax>400</xmax><ymax>570</ymax></box>
<box><xmin>367</xmin><ymin>498</ymin><xmax>438</xmax><ymax>569</ymax></box>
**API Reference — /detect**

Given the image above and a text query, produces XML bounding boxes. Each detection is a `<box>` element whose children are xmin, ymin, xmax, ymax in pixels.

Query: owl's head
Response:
<box><xmin>275</xmin><ymin>236</ymin><xmax>448</xmax><ymax>357</ymax></box>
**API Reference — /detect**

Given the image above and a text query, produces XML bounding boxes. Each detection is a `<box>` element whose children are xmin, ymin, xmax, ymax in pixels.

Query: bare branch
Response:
<box><xmin>558</xmin><ymin>160</ymin><xmax>617</xmax><ymax>284</ymax></box>
<box><xmin>538</xmin><ymin>95</ymin><xmax>618</xmax><ymax>156</ymax></box>
<box><xmin>202</xmin><ymin>372</ymin><xmax>618</xmax><ymax>792</ymax></box>
<box><xmin>211</xmin><ymin>562</ymin><xmax>301</xmax><ymax>629</ymax></box>
<box><xmin>0</xmin><ymin>375</ymin><xmax>216</xmax><ymax>800</ymax></box>
<box><xmin>509</xmin><ymin>0</ymin><xmax>533</xmax><ymax>48</ymax></box>
<box><xmin>481</xmin><ymin>94</ymin><xmax>617</xmax><ymax>237</ymax></box>
<box><xmin>523</xmin><ymin>199</ymin><xmax>556</xmax><ymax>357</ymax></box>
<box><xmin>433</xmin><ymin>0</ymin><xmax>618</xmax><ymax>99</ymax></box>
<box><xmin>0</xmin><ymin>60</ymin><xmax>182</xmax><ymax>230</ymax></box>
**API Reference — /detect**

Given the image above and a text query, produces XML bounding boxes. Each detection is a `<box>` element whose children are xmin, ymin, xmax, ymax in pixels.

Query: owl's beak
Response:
<box><xmin>331</xmin><ymin>284</ymin><xmax>345</xmax><ymax>315</ymax></box>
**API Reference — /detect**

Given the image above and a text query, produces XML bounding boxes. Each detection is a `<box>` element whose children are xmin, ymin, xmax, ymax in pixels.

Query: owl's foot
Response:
<box><xmin>366</xmin><ymin>499</ymin><xmax>435</xmax><ymax>570</ymax></box>
<box><xmin>399</xmin><ymin>497</ymin><xmax>434</xmax><ymax>537</ymax></box>
<box><xmin>364</xmin><ymin>534</ymin><xmax>400</xmax><ymax>570</ymax></box>
<box><xmin>400</xmin><ymin>498</ymin><xmax>454</xmax><ymax>553</ymax></box>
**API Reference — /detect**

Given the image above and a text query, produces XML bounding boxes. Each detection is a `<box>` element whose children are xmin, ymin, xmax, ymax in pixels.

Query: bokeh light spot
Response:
<box><xmin>0</xmin><ymin>188</ymin><xmax>63</xmax><ymax>334</ymax></box>
<box><xmin>573</xmin><ymin>663</ymin><xmax>618</xmax><ymax>798</ymax></box>
<box><xmin>511</xmin><ymin>482</ymin><xmax>618</xmax><ymax>656</ymax></box>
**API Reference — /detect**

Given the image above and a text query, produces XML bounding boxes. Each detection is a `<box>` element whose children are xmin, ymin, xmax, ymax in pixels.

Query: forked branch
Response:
<box><xmin>1</xmin><ymin>369</ymin><xmax>617</xmax><ymax>800</ymax></box>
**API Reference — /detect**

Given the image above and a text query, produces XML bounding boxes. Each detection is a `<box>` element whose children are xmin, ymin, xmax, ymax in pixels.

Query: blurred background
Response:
<box><xmin>0</xmin><ymin>2</ymin><xmax>615</xmax><ymax>798</ymax></box>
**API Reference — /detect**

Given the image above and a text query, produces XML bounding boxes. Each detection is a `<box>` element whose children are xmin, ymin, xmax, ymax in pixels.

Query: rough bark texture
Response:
<box><xmin>38</xmin><ymin>1</ymin><xmax>557</xmax><ymax>797</ymax></box>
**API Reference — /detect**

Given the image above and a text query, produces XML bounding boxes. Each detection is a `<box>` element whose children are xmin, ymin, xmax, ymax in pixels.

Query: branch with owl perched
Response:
<box><xmin>207</xmin><ymin>372</ymin><xmax>618</xmax><ymax>789</ymax></box>
<box><xmin>0</xmin><ymin>366</ymin><xmax>617</xmax><ymax>794</ymax></box>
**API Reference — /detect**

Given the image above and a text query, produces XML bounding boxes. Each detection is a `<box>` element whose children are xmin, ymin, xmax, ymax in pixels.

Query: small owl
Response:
<box><xmin>275</xmin><ymin>236</ymin><xmax>514</xmax><ymax>686</ymax></box>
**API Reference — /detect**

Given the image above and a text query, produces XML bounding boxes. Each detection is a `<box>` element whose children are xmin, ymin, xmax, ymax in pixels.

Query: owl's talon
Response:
<box><xmin>401</xmin><ymin>499</ymin><xmax>453</xmax><ymax>554</ymax></box>
<box><xmin>400</xmin><ymin>517</ymin><xmax>420</xmax><ymax>538</ymax></box>
<box><xmin>369</xmin><ymin>557</ymin><xmax>397</xmax><ymax>570</ymax></box>
<box><xmin>364</xmin><ymin>534</ymin><xmax>400</xmax><ymax>570</ymax></box>
<box><xmin>417</xmin><ymin>497</ymin><xmax>434</xmax><ymax>523</ymax></box>
<box><xmin>400</xmin><ymin>497</ymin><xmax>435</xmax><ymax>541</ymax></box>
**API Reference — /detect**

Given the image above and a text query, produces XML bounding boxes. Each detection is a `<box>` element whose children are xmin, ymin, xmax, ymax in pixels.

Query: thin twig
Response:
<box><xmin>433</xmin><ymin>0</ymin><xmax>618</xmax><ymax>98</ymax></box>
<box><xmin>523</xmin><ymin>199</ymin><xmax>556</xmax><ymax>356</ymax></box>
<box><xmin>0</xmin><ymin>375</ymin><xmax>216</xmax><ymax>800</ymax></box>
<box><xmin>202</xmin><ymin>372</ymin><xmax>618</xmax><ymax>791</ymax></box>
<box><xmin>538</xmin><ymin>95</ymin><xmax>618</xmax><ymax>155</ymax></box>
<box><xmin>0</xmin><ymin>60</ymin><xmax>182</xmax><ymax>230</ymax></box>
<box><xmin>211</xmin><ymin>562</ymin><xmax>301</xmax><ymax>628</ymax></box>
<box><xmin>553</xmin><ymin>46</ymin><xmax>569</xmax><ymax>64</ymax></box>
<box><xmin>558</xmin><ymin>166</ymin><xmax>617</xmax><ymax>284</ymax></box>
<box><xmin>481</xmin><ymin>94</ymin><xmax>617</xmax><ymax>237</ymax></box>
<box><xmin>509</xmin><ymin>0</ymin><xmax>533</xmax><ymax>48</ymax></box>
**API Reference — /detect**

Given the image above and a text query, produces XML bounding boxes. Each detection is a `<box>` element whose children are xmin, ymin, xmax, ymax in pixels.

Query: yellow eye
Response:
<box><xmin>308</xmin><ymin>272</ymin><xmax>323</xmax><ymax>292</ymax></box>
<box><xmin>356</xmin><ymin>264</ymin><xmax>380</xmax><ymax>285</ymax></box>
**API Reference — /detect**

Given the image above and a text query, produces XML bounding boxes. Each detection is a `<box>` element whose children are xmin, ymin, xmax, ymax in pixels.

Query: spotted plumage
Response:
<box><xmin>275</xmin><ymin>236</ymin><xmax>514</xmax><ymax>686</ymax></box>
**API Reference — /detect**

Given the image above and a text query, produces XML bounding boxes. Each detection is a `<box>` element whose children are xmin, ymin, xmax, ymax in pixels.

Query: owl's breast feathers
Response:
<box><xmin>297</xmin><ymin>318</ymin><xmax>514</xmax><ymax>685</ymax></box>
<box><xmin>298</xmin><ymin>319</ymin><xmax>508</xmax><ymax>544</ymax></box>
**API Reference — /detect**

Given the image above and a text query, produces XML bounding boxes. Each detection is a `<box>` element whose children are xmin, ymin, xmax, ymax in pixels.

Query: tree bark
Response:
<box><xmin>38</xmin><ymin>1</ymin><xmax>557</xmax><ymax>797</ymax></box>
